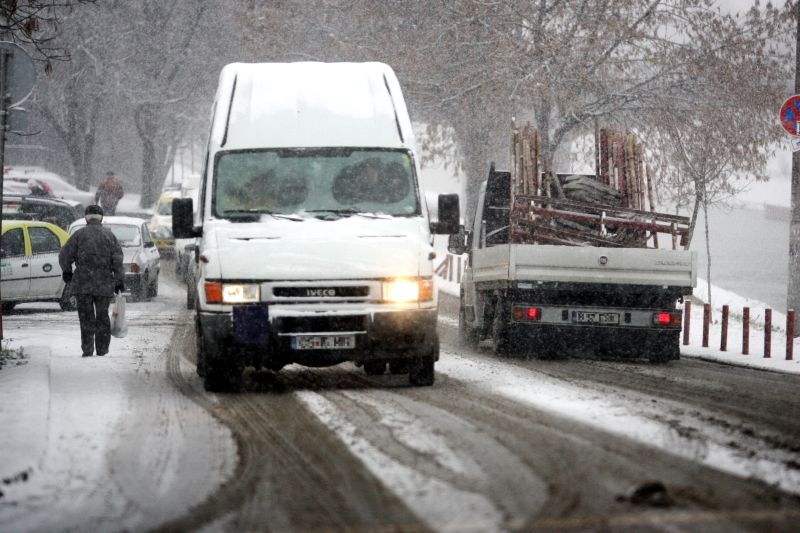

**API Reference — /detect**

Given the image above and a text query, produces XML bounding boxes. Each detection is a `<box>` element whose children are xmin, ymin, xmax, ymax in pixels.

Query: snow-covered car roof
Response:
<box><xmin>68</xmin><ymin>215</ymin><xmax>148</xmax><ymax>233</ymax></box>
<box><xmin>211</xmin><ymin>62</ymin><xmax>415</xmax><ymax>151</ymax></box>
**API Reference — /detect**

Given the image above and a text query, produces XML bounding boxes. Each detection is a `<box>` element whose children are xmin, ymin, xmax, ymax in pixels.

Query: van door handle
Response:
<box><xmin>21</xmin><ymin>263</ymin><xmax>29</xmax><ymax>267</ymax></box>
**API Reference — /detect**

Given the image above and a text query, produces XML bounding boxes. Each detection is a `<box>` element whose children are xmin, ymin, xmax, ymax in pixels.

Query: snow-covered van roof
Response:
<box><xmin>210</xmin><ymin>62</ymin><xmax>415</xmax><ymax>151</ymax></box>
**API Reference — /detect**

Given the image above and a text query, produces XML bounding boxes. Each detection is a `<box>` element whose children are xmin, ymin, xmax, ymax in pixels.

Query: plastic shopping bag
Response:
<box><xmin>110</xmin><ymin>293</ymin><xmax>128</xmax><ymax>338</ymax></box>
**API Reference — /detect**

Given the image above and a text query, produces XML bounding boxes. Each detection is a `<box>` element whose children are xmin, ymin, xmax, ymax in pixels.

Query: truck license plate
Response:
<box><xmin>291</xmin><ymin>335</ymin><xmax>356</xmax><ymax>350</ymax></box>
<box><xmin>572</xmin><ymin>311</ymin><xmax>620</xmax><ymax>325</ymax></box>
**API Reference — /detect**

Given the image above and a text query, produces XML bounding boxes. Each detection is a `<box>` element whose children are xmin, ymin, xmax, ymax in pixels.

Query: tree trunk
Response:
<box><xmin>686</xmin><ymin>190</ymin><xmax>702</xmax><ymax>247</ymax></box>
<box><xmin>140</xmin><ymin>136</ymin><xmax>158</xmax><ymax>208</ymax></box>
<box><xmin>703</xmin><ymin>188</ymin><xmax>712</xmax><ymax>310</ymax></box>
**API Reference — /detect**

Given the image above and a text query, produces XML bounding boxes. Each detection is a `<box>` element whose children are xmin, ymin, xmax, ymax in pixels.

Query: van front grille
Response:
<box><xmin>272</xmin><ymin>286</ymin><xmax>370</xmax><ymax>298</ymax></box>
<box><xmin>276</xmin><ymin>315</ymin><xmax>367</xmax><ymax>333</ymax></box>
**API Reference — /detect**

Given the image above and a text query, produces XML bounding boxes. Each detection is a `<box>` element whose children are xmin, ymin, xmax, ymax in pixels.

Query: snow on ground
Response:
<box><xmin>0</xmin><ymin>278</ymin><xmax>236</xmax><ymax>531</ymax></box>
<box><xmin>297</xmin><ymin>391</ymin><xmax>512</xmax><ymax>533</ymax></box>
<box><xmin>434</xmin><ymin>350</ymin><xmax>800</xmax><ymax>495</ymax></box>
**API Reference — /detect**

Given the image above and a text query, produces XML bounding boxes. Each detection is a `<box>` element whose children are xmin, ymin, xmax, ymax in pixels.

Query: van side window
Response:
<box><xmin>1</xmin><ymin>228</ymin><xmax>26</xmax><ymax>257</ymax></box>
<box><xmin>29</xmin><ymin>227</ymin><xmax>62</xmax><ymax>254</ymax></box>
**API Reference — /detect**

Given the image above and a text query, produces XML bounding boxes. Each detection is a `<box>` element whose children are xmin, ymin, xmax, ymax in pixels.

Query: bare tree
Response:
<box><xmin>34</xmin><ymin>3</ymin><xmax>115</xmax><ymax>189</ymax></box>
<box><xmin>103</xmin><ymin>0</ymin><xmax>236</xmax><ymax>207</ymax></box>
<box><xmin>0</xmin><ymin>0</ymin><xmax>94</xmax><ymax>62</ymax></box>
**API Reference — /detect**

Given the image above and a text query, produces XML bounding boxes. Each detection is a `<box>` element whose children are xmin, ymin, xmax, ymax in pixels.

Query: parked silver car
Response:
<box><xmin>68</xmin><ymin>216</ymin><xmax>160</xmax><ymax>301</ymax></box>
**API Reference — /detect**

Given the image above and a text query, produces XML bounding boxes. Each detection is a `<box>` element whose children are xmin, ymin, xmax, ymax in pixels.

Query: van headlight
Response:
<box><xmin>221</xmin><ymin>283</ymin><xmax>260</xmax><ymax>303</ymax></box>
<box><xmin>382</xmin><ymin>278</ymin><xmax>433</xmax><ymax>302</ymax></box>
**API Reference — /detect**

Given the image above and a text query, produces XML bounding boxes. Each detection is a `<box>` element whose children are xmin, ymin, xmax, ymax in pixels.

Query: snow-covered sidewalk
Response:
<box><xmin>0</xmin><ymin>280</ymin><xmax>235</xmax><ymax>531</ymax></box>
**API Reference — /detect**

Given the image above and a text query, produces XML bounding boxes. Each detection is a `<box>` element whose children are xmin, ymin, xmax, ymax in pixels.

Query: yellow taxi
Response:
<box><xmin>148</xmin><ymin>190</ymin><xmax>180</xmax><ymax>259</ymax></box>
<box><xmin>1</xmin><ymin>220</ymin><xmax>74</xmax><ymax>312</ymax></box>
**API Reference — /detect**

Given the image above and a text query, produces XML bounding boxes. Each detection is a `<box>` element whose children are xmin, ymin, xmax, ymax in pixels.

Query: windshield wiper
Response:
<box><xmin>222</xmin><ymin>209</ymin><xmax>303</xmax><ymax>222</ymax></box>
<box><xmin>305</xmin><ymin>208</ymin><xmax>386</xmax><ymax>219</ymax></box>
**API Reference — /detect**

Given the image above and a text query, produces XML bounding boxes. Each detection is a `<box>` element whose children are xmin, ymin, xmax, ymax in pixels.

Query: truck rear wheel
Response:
<box><xmin>648</xmin><ymin>331</ymin><xmax>680</xmax><ymax>363</ymax></box>
<box><xmin>491</xmin><ymin>299</ymin><xmax>510</xmax><ymax>357</ymax></box>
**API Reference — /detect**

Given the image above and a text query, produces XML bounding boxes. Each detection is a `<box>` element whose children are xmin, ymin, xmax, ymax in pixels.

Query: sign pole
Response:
<box><xmin>790</xmin><ymin>4</ymin><xmax>800</xmax><ymax>338</ymax></box>
<box><xmin>0</xmin><ymin>48</ymin><xmax>10</xmax><ymax>340</ymax></box>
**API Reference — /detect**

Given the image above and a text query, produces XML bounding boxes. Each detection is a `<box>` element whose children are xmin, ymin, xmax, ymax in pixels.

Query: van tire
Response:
<box><xmin>203</xmin><ymin>348</ymin><xmax>242</xmax><ymax>393</ymax></box>
<box><xmin>363</xmin><ymin>360</ymin><xmax>386</xmax><ymax>376</ymax></box>
<box><xmin>409</xmin><ymin>345</ymin><xmax>437</xmax><ymax>386</ymax></box>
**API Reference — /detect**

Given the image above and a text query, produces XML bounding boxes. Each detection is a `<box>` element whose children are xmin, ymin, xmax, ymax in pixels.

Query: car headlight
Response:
<box><xmin>220</xmin><ymin>283</ymin><xmax>260</xmax><ymax>304</ymax></box>
<box><xmin>382</xmin><ymin>278</ymin><xmax>433</xmax><ymax>302</ymax></box>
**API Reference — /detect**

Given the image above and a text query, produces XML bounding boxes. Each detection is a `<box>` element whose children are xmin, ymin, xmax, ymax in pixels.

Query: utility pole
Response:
<box><xmin>791</xmin><ymin>2</ymin><xmax>800</xmax><ymax>337</ymax></box>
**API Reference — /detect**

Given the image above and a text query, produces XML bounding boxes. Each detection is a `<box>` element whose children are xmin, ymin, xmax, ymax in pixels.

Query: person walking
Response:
<box><xmin>94</xmin><ymin>171</ymin><xmax>125</xmax><ymax>215</ymax></box>
<box><xmin>59</xmin><ymin>205</ymin><xmax>125</xmax><ymax>357</ymax></box>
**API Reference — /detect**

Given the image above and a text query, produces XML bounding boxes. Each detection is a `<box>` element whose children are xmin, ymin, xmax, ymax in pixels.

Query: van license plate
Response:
<box><xmin>572</xmin><ymin>311</ymin><xmax>620</xmax><ymax>325</ymax></box>
<box><xmin>291</xmin><ymin>335</ymin><xmax>356</xmax><ymax>350</ymax></box>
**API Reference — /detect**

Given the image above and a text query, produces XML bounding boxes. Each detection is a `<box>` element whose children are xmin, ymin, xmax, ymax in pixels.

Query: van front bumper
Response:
<box><xmin>197</xmin><ymin>305</ymin><xmax>438</xmax><ymax>366</ymax></box>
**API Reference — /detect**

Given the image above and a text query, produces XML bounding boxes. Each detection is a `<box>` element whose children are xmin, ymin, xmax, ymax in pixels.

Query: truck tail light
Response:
<box><xmin>513</xmin><ymin>306</ymin><xmax>541</xmax><ymax>321</ymax></box>
<box><xmin>130</xmin><ymin>263</ymin><xmax>139</xmax><ymax>273</ymax></box>
<box><xmin>653</xmin><ymin>312</ymin><xmax>681</xmax><ymax>327</ymax></box>
<box><xmin>205</xmin><ymin>281</ymin><xmax>223</xmax><ymax>303</ymax></box>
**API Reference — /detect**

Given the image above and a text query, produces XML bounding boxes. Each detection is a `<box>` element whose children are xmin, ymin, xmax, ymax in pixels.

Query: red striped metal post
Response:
<box><xmin>683</xmin><ymin>301</ymin><xmax>691</xmax><ymax>345</ymax></box>
<box><xmin>742</xmin><ymin>307</ymin><xmax>750</xmax><ymax>355</ymax></box>
<box><xmin>788</xmin><ymin>309</ymin><xmax>796</xmax><ymax>361</ymax></box>
<box><xmin>765</xmin><ymin>308</ymin><xmax>772</xmax><ymax>358</ymax></box>
<box><xmin>720</xmin><ymin>305</ymin><xmax>729</xmax><ymax>351</ymax></box>
<box><xmin>702</xmin><ymin>304</ymin><xmax>710</xmax><ymax>348</ymax></box>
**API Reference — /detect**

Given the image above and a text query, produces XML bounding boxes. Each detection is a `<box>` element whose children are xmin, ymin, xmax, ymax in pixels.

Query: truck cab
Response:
<box><xmin>174</xmin><ymin>62</ymin><xmax>458</xmax><ymax>391</ymax></box>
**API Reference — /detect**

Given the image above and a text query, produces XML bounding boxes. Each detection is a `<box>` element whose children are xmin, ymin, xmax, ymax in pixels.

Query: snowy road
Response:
<box><xmin>2</xmin><ymin>275</ymin><xmax>800</xmax><ymax>531</ymax></box>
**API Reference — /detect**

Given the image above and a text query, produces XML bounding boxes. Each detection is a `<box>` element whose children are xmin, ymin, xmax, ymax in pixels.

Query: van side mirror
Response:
<box><xmin>432</xmin><ymin>193</ymin><xmax>459</xmax><ymax>234</ymax></box>
<box><xmin>447</xmin><ymin>226</ymin><xmax>469</xmax><ymax>255</ymax></box>
<box><xmin>172</xmin><ymin>198</ymin><xmax>199</xmax><ymax>238</ymax></box>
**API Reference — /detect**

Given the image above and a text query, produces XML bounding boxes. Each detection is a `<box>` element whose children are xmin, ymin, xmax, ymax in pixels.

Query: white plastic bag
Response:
<box><xmin>110</xmin><ymin>293</ymin><xmax>128</xmax><ymax>338</ymax></box>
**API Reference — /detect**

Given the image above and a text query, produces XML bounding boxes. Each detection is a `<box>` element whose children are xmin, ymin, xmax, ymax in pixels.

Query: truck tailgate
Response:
<box><xmin>473</xmin><ymin>244</ymin><xmax>696</xmax><ymax>288</ymax></box>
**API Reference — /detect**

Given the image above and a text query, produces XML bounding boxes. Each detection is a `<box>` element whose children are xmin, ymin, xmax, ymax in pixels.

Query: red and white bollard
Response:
<box><xmin>683</xmin><ymin>301</ymin><xmax>691</xmax><ymax>346</ymax></box>
<box><xmin>788</xmin><ymin>309</ymin><xmax>796</xmax><ymax>361</ymax></box>
<box><xmin>702</xmin><ymin>304</ymin><xmax>711</xmax><ymax>348</ymax></box>
<box><xmin>764</xmin><ymin>308</ymin><xmax>772</xmax><ymax>359</ymax></box>
<box><xmin>742</xmin><ymin>307</ymin><xmax>750</xmax><ymax>355</ymax></box>
<box><xmin>720</xmin><ymin>305</ymin><xmax>729</xmax><ymax>352</ymax></box>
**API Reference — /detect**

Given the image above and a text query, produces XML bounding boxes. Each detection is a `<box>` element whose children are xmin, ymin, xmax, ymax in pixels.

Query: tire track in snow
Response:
<box><xmin>161</xmin><ymin>320</ymin><xmax>424</xmax><ymax>532</ymax></box>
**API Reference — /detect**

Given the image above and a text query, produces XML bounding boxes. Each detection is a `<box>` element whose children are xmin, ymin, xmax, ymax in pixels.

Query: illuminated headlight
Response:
<box><xmin>382</xmin><ymin>278</ymin><xmax>433</xmax><ymax>302</ymax></box>
<box><xmin>221</xmin><ymin>284</ymin><xmax>260</xmax><ymax>304</ymax></box>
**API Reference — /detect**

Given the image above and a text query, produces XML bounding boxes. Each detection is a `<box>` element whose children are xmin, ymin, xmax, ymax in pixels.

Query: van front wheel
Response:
<box><xmin>409</xmin><ymin>344</ymin><xmax>437</xmax><ymax>386</ymax></box>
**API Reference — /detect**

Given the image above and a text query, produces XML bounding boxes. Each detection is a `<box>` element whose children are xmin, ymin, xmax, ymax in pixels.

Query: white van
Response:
<box><xmin>173</xmin><ymin>62</ymin><xmax>459</xmax><ymax>391</ymax></box>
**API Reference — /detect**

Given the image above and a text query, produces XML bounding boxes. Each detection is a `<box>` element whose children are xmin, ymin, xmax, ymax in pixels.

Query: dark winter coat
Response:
<box><xmin>59</xmin><ymin>221</ymin><xmax>124</xmax><ymax>296</ymax></box>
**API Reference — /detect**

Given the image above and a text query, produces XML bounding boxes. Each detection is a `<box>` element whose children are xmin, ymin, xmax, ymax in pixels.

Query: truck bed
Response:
<box><xmin>472</xmin><ymin>244</ymin><xmax>697</xmax><ymax>288</ymax></box>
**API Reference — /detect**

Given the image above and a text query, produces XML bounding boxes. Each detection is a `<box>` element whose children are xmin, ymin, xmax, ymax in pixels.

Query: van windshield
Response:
<box><xmin>213</xmin><ymin>148</ymin><xmax>419</xmax><ymax>218</ymax></box>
